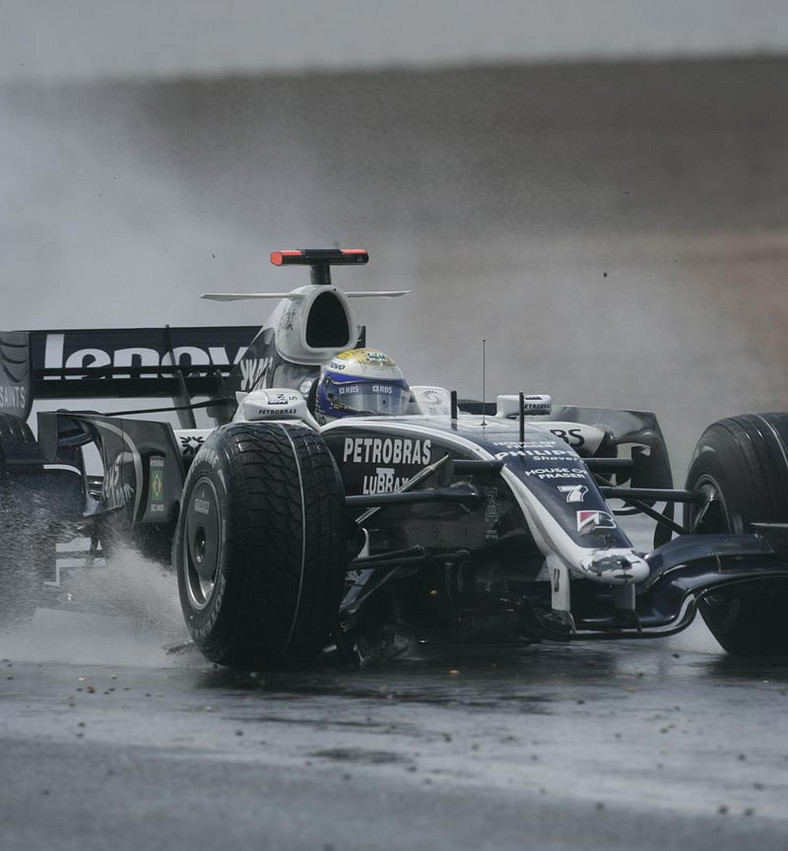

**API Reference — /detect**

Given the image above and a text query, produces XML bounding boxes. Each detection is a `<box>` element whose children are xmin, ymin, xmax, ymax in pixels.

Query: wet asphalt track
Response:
<box><xmin>3</xmin><ymin>601</ymin><xmax>788</xmax><ymax>850</ymax></box>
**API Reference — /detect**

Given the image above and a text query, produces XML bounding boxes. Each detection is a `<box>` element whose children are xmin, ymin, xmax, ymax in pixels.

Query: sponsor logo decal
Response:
<box><xmin>149</xmin><ymin>458</ymin><xmax>165</xmax><ymax>513</ymax></box>
<box><xmin>42</xmin><ymin>333</ymin><xmax>247</xmax><ymax>380</ymax></box>
<box><xmin>522</xmin><ymin>395</ymin><xmax>551</xmax><ymax>414</ymax></box>
<box><xmin>558</xmin><ymin>484</ymin><xmax>588</xmax><ymax>503</ymax></box>
<box><xmin>494</xmin><ymin>446</ymin><xmax>576</xmax><ymax>461</ymax></box>
<box><xmin>243</xmin><ymin>391</ymin><xmax>304</xmax><ymax>419</ymax></box>
<box><xmin>549</xmin><ymin>427</ymin><xmax>585</xmax><ymax>448</ymax></box>
<box><xmin>180</xmin><ymin>434</ymin><xmax>206</xmax><ymax>457</ymax></box>
<box><xmin>266</xmin><ymin>392</ymin><xmax>300</xmax><ymax>405</ymax></box>
<box><xmin>483</xmin><ymin>487</ymin><xmax>499</xmax><ymax>522</ymax></box>
<box><xmin>418</xmin><ymin>389</ymin><xmax>448</xmax><ymax>415</ymax></box>
<box><xmin>281</xmin><ymin>302</ymin><xmax>297</xmax><ymax>331</ymax></box>
<box><xmin>0</xmin><ymin>381</ymin><xmax>27</xmax><ymax>411</ymax></box>
<box><xmin>256</xmin><ymin>407</ymin><xmax>298</xmax><ymax>416</ymax></box>
<box><xmin>103</xmin><ymin>454</ymin><xmax>134</xmax><ymax>508</ymax></box>
<box><xmin>493</xmin><ymin>440</ymin><xmax>556</xmax><ymax>449</ymax></box>
<box><xmin>523</xmin><ymin>467</ymin><xmax>587</xmax><ymax>480</ymax></box>
<box><xmin>576</xmin><ymin>510</ymin><xmax>617</xmax><ymax>534</ymax></box>
<box><xmin>240</xmin><ymin>356</ymin><xmax>274</xmax><ymax>391</ymax></box>
<box><xmin>193</xmin><ymin>496</ymin><xmax>211</xmax><ymax>515</ymax></box>
<box><xmin>343</xmin><ymin>437</ymin><xmax>431</xmax><ymax>467</ymax></box>
<box><xmin>362</xmin><ymin>467</ymin><xmax>413</xmax><ymax>494</ymax></box>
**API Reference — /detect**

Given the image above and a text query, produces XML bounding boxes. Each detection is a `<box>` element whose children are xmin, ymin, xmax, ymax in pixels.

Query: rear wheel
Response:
<box><xmin>685</xmin><ymin>413</ymin><xmax>788</xmax><ymax>654</ymax></box>
<box><xmin>175</xmin><ymin>422</ymin><xmax>347</xmax><ymax>669</ymax></box>
<box><xmin>0</xmin><ymin>501</ymin><xmax>55</xmax><ymax>622</ymax></box>
<box><xmin>0</xmin><ymin>414</ymin><xmax>56</xmax><ymax>622</ymax></box>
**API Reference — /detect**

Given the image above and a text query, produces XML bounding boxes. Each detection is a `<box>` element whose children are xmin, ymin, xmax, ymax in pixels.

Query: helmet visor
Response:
<box><xmin>328</xmin><ymin>379</ymin><xmax>411</xmax><ymax>416</ymax></box>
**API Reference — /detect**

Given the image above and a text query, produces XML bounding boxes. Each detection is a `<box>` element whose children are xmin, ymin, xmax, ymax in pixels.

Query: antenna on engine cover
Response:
<box><xmin>519</xmin><ymin>391</ymin><xmax>525</xmax><ymax>444</ymax></box>
<box><xmin>481</xmin><ymin>338</ymin><xmax>487</xmax><ymax>427</ymax></box>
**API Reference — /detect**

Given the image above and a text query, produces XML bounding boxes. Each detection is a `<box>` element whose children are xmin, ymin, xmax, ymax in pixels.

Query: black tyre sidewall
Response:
<box><xmin>175</xmin><ymin>437</ymin><xmax>235</xmax><ymax>659</ymax></box>
<box><xmin>685</xmin><ymin>414</ymin><xmax>788</xmax><ymax>654</ymax></box>
<box><xmin>685</xmin><ymin>414</ymin><xmax>788</xmax><ymax>533</ymax></box>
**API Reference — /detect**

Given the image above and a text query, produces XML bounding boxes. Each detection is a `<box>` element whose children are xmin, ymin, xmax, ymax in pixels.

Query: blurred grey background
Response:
<box><xmin>2</xmin><ymin>1</ymin><xmax>788</xmax><ymax>473</ymax></box>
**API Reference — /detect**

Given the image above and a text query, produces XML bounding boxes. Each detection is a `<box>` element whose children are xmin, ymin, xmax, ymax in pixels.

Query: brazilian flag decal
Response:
<box><xmin>149</xmin><ymin>458</ymin><xmax>165</xmax><ymax>507</ymax></box>
<box><xmin>151</xmin><ymin>470</ymin><xmax>164</xmax><ymax>500</ymax></box>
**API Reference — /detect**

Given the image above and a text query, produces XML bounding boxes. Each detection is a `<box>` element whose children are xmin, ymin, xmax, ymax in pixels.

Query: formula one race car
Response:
<box><xmin>2</xmin><ymin>248</ymin><xmax>788</xmax><ymax>668</ymax></box>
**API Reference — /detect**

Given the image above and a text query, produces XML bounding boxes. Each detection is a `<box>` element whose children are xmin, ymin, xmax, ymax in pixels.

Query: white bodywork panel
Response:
<box><xmin>233</xmin><ymin>388</ymin><xmax>320</xmax><ymax>430</ymax></box>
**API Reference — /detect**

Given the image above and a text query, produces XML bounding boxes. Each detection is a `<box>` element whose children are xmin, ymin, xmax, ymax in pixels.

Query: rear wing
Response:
<box><xmin>0</xmin><ymin>326</ymin><xmax>257</xmax><ymax>421</ymax></box>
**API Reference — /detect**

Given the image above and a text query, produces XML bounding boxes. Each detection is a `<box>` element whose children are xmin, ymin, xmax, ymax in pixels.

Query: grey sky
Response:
<box><xmin>3</xmin><ymin>0</ymin><xmax>788</xmax><ymax>83</ymax></box>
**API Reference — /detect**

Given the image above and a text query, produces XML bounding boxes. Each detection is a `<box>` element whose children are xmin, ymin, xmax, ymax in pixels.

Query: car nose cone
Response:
<box><xmin>579</xmin><ymin>549</ymin><xmax>650</xmax><ymax>584</ymax></box>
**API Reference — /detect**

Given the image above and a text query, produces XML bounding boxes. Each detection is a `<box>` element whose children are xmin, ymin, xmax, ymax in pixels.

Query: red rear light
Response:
<box><xmin>270</xmin><ymin>250</ymin><xmax>303</xmax><ymax>266</ymax></box>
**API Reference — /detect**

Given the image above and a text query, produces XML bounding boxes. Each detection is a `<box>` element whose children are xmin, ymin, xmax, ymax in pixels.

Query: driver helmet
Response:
<box><xmin>314</xmin><ymin>349</ymin><xmax>411</xmax><ymax>423</ymax></box>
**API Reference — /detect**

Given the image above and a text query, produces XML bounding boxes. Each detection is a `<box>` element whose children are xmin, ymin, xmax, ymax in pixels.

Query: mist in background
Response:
<box><xmin>2</xmin><ymin>4</ymin><xmax>788</xmax><ymax>475</ymax></box>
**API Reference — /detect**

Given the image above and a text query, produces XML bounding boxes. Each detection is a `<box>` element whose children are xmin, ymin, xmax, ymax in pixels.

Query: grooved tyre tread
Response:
<box><xmin>0</xmin><ymin>414</ymin><xmax>36</xmax><ymax>454</ymax></box>
<box><xmin>175</xmin><ymin>422</ymin><xmax>346</xmax><ymax>669</ymax></box>
<box><xmin>685</xmin><ymin>413</ymin><xmax>788</xmax><ymax>655</ymax></box>
<box><xmin>0</xmin><ymin>413</ymin><xmax>54</xmax><ymax>621</ymax></box>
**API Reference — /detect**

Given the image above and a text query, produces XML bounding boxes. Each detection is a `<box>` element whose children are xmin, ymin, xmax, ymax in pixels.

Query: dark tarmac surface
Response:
<box><xmin>3</xmin><ymin>599</ymin><xmax>788</xmax><ymax>850</ymax></box>
<box><xmin>1</xmin><ymin>511</ymin><xmax>788</xmax><ymax>851</ymax></box>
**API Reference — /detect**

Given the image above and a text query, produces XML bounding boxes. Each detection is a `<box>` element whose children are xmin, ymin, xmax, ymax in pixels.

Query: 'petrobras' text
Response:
<box><xmin>343</xmin><ymin>437</ymin><xmax>431</xmax><ymax>466</ymax></box>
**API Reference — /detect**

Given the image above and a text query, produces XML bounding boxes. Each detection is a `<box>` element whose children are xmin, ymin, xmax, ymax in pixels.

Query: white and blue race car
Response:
<box><xmin>2</xmin><ymin>248</ymin><xmax>788</xmax><ymax>668</ymax></box>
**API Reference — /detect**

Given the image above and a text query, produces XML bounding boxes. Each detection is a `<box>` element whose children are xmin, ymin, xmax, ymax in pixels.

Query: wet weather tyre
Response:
<box><xmin>0</xmin><ymin>414</ymin><xmax>56</xmax><ymax>622</ymax></box>
<box><xmin>0</xmin><ymin>499</ymin><xmax>50</xmax><ymax>622</ymax></box>
<box><xmin>174</xmin><ymin>422</ymin><xmax>347</xmax><ymax>670</ymax></box>
<box><xmin>684</xmin><ymin>413</ymin><xmax>788</xmax><ymax>655</ymax></box>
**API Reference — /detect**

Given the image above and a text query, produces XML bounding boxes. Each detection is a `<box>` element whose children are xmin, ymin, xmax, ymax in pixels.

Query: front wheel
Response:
<box><xmin>685</xmin><ymin>413</ymin><xmax>788</xmax><ymax>655</ymax></box>
<box><xmin>174</xmin><ymin>422</ymin><xmax>347</xmax><ymax>669</ymax></box>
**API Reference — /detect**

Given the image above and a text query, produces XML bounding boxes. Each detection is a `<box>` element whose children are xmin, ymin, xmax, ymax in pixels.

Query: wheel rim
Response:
<box><xmin>182</xmin><ymin>476</ymin><xmax>222</xmax><ymax>611</ymax></box>
<box><xmin>690</xmin><ymin>473</ymin><xmax>743</xmax><ymax>614</ymax></box>
<box><xmin>690</xmin><ymin>473</ymin><xmax>741</xmax><ymax>535</ymax></box>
